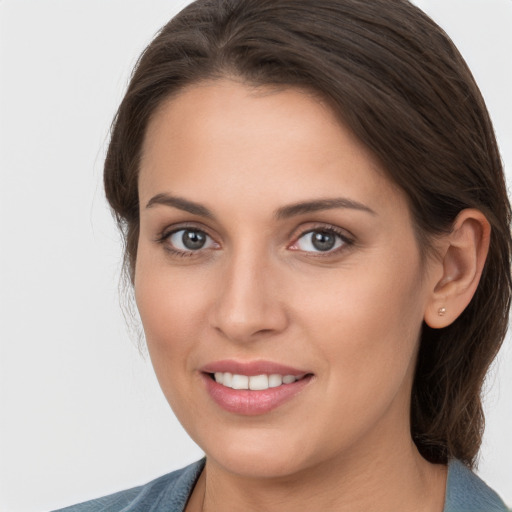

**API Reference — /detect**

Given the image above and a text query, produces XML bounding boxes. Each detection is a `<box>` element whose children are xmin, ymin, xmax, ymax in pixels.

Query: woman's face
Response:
<box><xmin>136</xmin><ymin>80</ymin><xmax>438</xmax><ymax>478</ymax></box>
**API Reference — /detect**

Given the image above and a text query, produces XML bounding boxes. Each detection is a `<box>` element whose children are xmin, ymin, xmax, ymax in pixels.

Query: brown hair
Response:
<box><xmin>104</xmin><ymin>0</ymin><xmax>511</xmax><ymax>468</ymax></box>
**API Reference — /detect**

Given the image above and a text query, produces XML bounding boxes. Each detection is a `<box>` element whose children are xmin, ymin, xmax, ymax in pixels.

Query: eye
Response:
<box><xmin>167</xmin><ymin>228</ymin><xmax>217</xmax><ymax>252</ymax></box>
<box><xmin>292</xmin><ymin>229</ymin><xmax>346</xmax><ymax>253</ymax></box>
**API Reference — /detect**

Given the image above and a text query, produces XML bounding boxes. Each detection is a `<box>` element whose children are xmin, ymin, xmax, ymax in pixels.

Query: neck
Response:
<box><xmin>191</xmin><ymin>438</ymin><xmax>447</xmax><ymax>512</ymax></box>
<box><xmin>186</xmin><ymin>366</ymin><xmax>448</xmax><ymax>512</ymax></box>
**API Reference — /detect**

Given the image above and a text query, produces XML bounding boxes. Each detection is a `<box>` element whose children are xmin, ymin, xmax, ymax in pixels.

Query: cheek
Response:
<box><xmin>136</xmin><ymin>279</ymin><xmax>201</xmax><ymax>341</ymax></box>
<box><xmin>134</xmin><ymin>262</ymin><xmax>211</xmax><ymax>426</ymax></box>
<box><xmin>134</xmin><ymin>250</ymin><xmax>210</xmax><ymax>371</ymax></box>
<box><xmin>295</xmin><ymin>253</ymin><xmax>426</xmax><ymax>392</ymax></box>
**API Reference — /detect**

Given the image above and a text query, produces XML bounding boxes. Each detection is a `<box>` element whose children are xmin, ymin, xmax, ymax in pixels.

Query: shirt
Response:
<box><xmin>53</xmin><ymin>458</ymin><xmax>509</xmax><ymax>512</ymax></box>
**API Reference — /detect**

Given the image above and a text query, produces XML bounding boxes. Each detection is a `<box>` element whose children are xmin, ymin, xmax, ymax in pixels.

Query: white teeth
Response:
<box><xmin>213</xmin><ymin>372</ymin><xmax>302</xmax><ymax>390</ymax></box>
<box><xmin>268</xmin><ymin>374</ymin><xmax>283</xmax><ymax>388</ymax></box>
<box><xmin>249</xmin><ymin>374</ymin><xmax>269</xmax><ymax>390</ymax></box>
<box><xmin>223</xmin><ymin>372</ymin><xmax>233</xmax><ymax>387</ymax></box>
<box><xmin>231</xmin><ymin>374</ymin><xmax>249</xmax><ymax>390</ymax></box>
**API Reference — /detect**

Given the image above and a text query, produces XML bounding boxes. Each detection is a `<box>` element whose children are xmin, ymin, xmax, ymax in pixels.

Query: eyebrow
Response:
<box><xmin>275</xmin><ymin>198</ymin><xmax>376</xmax><ymax>219</ymax></box>
<box><xmin>145</xmin><ymin>193</ymin><xmax>376</xmax><ymax>219</ymax></box>
<box><xmin>146</xmin><ymin>193</ymin><xmax>215</xmax><ymax>218</ymax></box>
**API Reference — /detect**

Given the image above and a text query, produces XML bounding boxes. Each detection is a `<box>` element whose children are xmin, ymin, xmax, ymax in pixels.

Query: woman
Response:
<box><xmin>56</xmin><ymin>0</ymin><xmax>511</xmax><ymax>510</ymax></box>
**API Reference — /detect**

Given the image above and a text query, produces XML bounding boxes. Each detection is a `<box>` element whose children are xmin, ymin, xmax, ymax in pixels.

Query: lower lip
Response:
<box><xmin>202</xmin><ymin>373</ymin><xmax>313</xmax><ymax>415</ymax></box>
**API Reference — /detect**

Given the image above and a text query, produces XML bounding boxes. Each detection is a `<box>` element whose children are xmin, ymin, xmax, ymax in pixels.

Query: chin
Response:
<box><xmin>210</xmin><ymin>448</ymin><xmax>307</xmax><ymax>479</ymax></box>
<box><xmin>196</xmin><ymin>426</ymin><xmax>321</xmax><ymax>479</ymax></box>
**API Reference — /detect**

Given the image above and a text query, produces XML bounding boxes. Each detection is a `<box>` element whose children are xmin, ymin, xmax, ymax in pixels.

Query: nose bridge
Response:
<box><xmin>210</xmin><ymin>241</ymin><xmax>287</xmax><ymax>342</ymax></box>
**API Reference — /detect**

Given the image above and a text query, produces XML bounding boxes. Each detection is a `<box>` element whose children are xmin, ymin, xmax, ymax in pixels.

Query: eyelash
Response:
<box><xmin>156</xmin><ymin>223</ymin><xmax>354</xmax><ymax>258</ymax></box>
<box><xmin>289</xmin><ymin>225</ymin><xmax>354</xmax><ymax>256</ymax></box>
<box><xmin>156</xmin><ymin>223</ymin><xmax>218</xmax><ymax>258</ymax></box>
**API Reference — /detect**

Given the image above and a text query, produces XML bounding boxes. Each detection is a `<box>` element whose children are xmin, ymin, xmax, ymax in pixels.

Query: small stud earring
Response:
<box><xmin>438</xmin><ymin>307</ymin><xmax>446</xmax><ymax>316</ymax></box>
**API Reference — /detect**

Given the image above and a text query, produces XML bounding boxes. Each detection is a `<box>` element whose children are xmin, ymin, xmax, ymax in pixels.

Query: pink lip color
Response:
<box><xmin>201</xmin><ymin>360</ymin><xmax>308</xmax><ymax>376</ymax></box>
<box><xmin>200</xmin><ymin>360</ymin><xmax>313</xmax><ymax>416</ymax></box>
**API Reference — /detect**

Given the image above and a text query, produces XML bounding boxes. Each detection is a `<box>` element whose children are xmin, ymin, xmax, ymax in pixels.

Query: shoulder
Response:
<box><xmin>444</xmin><ymin>459</ymin><xmax>509</xmax><ymax>512</ymax></box>
<box><xmin>52</xmin><ymin>459</ymin><xmax>205</xmax><ymax>512</ymax></box>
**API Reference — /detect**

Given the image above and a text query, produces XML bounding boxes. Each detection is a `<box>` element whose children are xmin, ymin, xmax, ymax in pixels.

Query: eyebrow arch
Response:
<box><xmin>145</xmin><ymin>193</ymin><xmax>214</xmax><ymax>219</ymax></box>
<box><xmin>275</xmin><ymin>198</ymin><xmax>376</xmax><ymax>219</ymax></box>
<box><xmin>145</xmin><ymin>193</ymin><xmax>376</xmax><ymax>220</ymax></box>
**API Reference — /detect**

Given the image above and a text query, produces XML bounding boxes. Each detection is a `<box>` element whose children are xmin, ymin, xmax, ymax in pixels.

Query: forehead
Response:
<box><xmin>141</xmin><ymin>80</ymin><xmax>351</xmax><ymax>167</ymax></box>
<box><xmin>139</xmin><ymin>79</ymin><xmax>405</xmax><ymax>217</ymax></box>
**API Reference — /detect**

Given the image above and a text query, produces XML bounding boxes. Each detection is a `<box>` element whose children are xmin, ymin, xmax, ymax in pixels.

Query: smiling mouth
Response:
<box><xmin>202</xmin><ymin>368</ymin><xmax>314</xmax><ymax>415</ymax></box>
<box><xmin>207</xmin><ymin>372</ymin><xmax>310</xmax><ymax>390</ymax></box>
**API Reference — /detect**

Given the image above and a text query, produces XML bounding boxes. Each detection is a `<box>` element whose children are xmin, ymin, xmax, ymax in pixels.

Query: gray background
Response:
<box><xmin>1</xmin><ymin>1</ymin><xmax>510</xmax><ymax>510</ymax></box>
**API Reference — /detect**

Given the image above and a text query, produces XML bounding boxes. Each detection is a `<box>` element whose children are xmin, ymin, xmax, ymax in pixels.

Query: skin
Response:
<box><xmin>135</xmin><ymin>80</ymin><xmax>465</xmax><ymax>511</ymax></box>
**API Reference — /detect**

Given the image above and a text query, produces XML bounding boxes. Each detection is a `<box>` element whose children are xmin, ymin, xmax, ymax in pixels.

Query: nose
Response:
<box><xmin>209</xmin><ymin>249</ymin><xmax>289</xmax><ymax>343</ymax></box>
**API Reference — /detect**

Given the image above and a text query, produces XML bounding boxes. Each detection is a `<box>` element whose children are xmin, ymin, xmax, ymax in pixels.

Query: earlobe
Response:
<box><xmin>424</xmin><ymin>209</ymin><xmax>490</xmax><ymax>329</ymax></box>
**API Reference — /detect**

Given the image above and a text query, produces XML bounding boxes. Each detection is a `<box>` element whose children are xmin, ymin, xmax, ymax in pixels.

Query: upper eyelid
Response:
<box><xmin>156</xmin><ymin>221</ymin><xmax>354</xmax><ymax>248</ymax></box>
<box><xmin>289</xmin><ymin>223</ymin><xmax>355</xmax><ymax>243</ymax></box>
<box><xmin>159</xmin><ymin>226</ymin><xmax>218</xmax><ymax>256</ymax></box>
<box><xmin>159</xmin><ymin>222</ymin><xmax>216</xmax><ymax>240</ymax></box>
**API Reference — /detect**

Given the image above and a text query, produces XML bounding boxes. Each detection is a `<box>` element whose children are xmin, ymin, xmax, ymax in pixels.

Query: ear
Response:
<box><xmin>424</xmin><ymin>209</ymin><xmax>490</xmax><ymax>329</ymax></box>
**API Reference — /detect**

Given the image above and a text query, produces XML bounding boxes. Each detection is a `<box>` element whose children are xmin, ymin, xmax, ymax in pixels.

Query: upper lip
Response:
<box><xmin>200</xmin><ymin>359</ymin><xmax>311</xmax><ymax>376</ymax></box>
